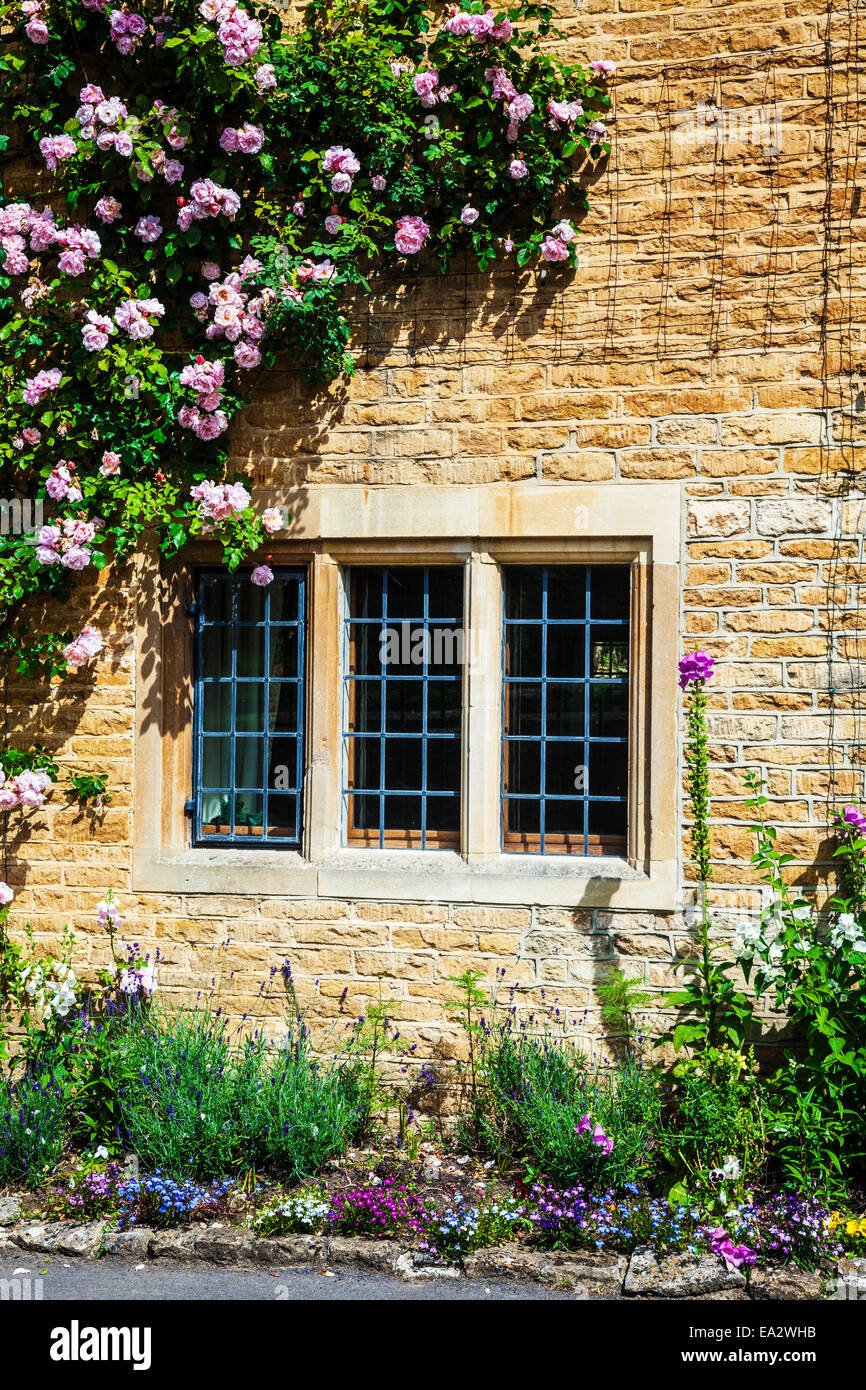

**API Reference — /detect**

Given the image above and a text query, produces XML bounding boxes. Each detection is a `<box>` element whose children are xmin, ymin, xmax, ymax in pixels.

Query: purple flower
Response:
<box><xmin>678</xmin><ymin>650</ymin><xmax>715</xmax><ymax>689</ymax></box>
<box><xmin>839</xmin><ymin>804</ymin><xmax>866</xmax><ymax>836</ymax></box>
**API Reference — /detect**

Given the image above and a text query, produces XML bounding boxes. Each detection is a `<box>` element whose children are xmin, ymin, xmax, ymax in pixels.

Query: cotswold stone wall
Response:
<box><xmin>4</xmin><ymin>0</ymin><xmax>866</xmax><ymax>1068</ymax></box>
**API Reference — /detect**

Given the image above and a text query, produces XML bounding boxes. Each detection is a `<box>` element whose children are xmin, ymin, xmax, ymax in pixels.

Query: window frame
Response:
<box><xmin>133</xmin><ymin>482</ymin><xmax>679</xmax><ymax>910</ymax></box>
<box><xmin>500</xmin><ymin>563</ymin><xmax>631</xmax><ymax>858</ymax></box>
<box><xmin>191</xmin><ymin>566</ymin><xmax>307</xmax><ymax>850</ymax></box>
<box><xmin>342</xmin><ymin>564</ymin><xmax>464</xmax><ymax>851</ymax></box>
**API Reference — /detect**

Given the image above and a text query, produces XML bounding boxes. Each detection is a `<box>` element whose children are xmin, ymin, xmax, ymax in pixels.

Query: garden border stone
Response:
<box><xmin>0</xmin><ymin>1197</ymin><xmax>22</xmax><ymax>1226</ymax></box>
<box><xmin>0</xmin><ymin>1217</ymin><xmax>837</xmax><ymax>1297</ymax></box>
<box><xmin>623</xmin><ymin>1246</ymin><xmax>746</xmax><ymax>1298</ymax></box>
<box><xmin>747</xmin><ymin>1265</ymin><xmax>824</xmax><ymax>1301</ymax></box>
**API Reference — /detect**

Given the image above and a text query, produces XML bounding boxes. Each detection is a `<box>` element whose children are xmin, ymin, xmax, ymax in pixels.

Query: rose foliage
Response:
<box><xmin>0</xmin><ymin>0</ymin><xmax>612</xmax><ymax>787</ymax></box>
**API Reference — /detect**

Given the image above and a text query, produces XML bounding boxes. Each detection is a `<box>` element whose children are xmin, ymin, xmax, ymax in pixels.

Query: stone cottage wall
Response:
<box><xmin>4</xmin><ymin>0</ymin><xmax>866</xmax><ymax>1072</ymax></box>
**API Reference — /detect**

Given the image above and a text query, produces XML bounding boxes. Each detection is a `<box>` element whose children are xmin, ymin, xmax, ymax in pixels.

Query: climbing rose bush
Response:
<box><xmin>0</xmin><ymin>0</ymin><xmax>613</xmax><ymax>691</ymax></box>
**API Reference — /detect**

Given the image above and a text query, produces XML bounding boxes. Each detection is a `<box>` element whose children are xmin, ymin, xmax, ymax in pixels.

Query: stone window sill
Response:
<box><xmin>134</xmin><ymin>847</ymin><xmax>678</xmax><ymax>910</ymax></box>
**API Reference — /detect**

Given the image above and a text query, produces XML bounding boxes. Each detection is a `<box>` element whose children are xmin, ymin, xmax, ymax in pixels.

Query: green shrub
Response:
<box><xmin>467</xmin><ymin>1013</ymin><xmax>663</xmax><ymax>1189</ymax></box>
<box><xmin>109</xmin><ymin>1005</ymin><xmax>367</xmax><ymax>1180</ymax></box>
<box><xmin>664</xmin><ymin>1045</ymin><xmax>766</xmax><ymax>1182</ymax></box>
<box><xmin>0</xmin><ymin>1074</ymin><xmax>67</xmax><ymax>1186</ymax></box>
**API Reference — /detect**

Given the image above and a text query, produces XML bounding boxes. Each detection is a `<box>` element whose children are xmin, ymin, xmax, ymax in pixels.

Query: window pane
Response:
<box><xmin>201</xmin><ymin>575</ymin><xmax>233</xmax><ymax>624</ymax></box>
<box><xmin>591</xmin><ymin>568</ymin><xmax>630</xmax><ymax>621</ymax></box>
<box><xmin>202</xmin><ymin>626</ymin><xmax>233</xmax><ymax>680</ymax></box>
<box><xmin>268</xmin><ymin>684</ymin><xmax>298</xmax><ymax>734</ymax></box>
<box><xmin>588</xmin><ymin>800</ymin><xmax>627</xmax><ymax>843</ymax></box>
<box><xmin>345</xmin><ymin>566</ymin><xmax>462</xmax><ymax>848</ymax></box>
<box><xmin>506</xmin><ymin>683</ymin><xmax>542</xmax><ymax>736</ymax></box>
<box><xmin>545</xmin><ymin>798</ymin><xmax>585</xmax><ymax>839</ymax></box>
<box><xmin>426</xmin><ymin>680</ymin><xmax>461</xmax><ymax>732</ymax></box>
<box><xmin>349</xmin><ymin>623</ymin><xmax>384</xmax><ymax>677</ymax></box>
<box><xmin>545</xmin><ymin>744</ymin><xmax>585</xmax><ymax>797</ymax></box>
<box><xmin>270</xmin><ymin>628</ymin><xmax>298</xmax><ymax>678</ymax></box>
<box><xmin>589</xmin><ymin>684</ymin><xmax>628</xmax><ymax>738</ymax></box>
<box><xmin>238</xmin><ymin>585</ymin><xmax>266</xmax><ymax>625</ymax></box>
<box><xmin>589</xmin><ymin>740</ymin><xmax>628</xmax><ymax>799</ymax></box>
<box><xmin>426</xmin><ymin>796</ymin><xmax>460</xmax><ymax>833</ymax></box>
<box><xmin>547</xmin><ymin>566</ymin><xmax>587</xmax><ymax>620</ymax></box>
<box><xmin>385</xmin><ymin>680</ymin><xmax>424</xmax><ymax>733</ymax></box>
<box><xmin>384</xmin><ymin>568</ymin><xmax>426</xmax><ymax>619</ymax></box>
<box><xmin>427</xmin><ymin>739</ymin><xmax>460</xmax><ymax>793</ymax></box>
<box><xmin>546</xmin><ymin>625</ymin><xmax>585</xmax><ymax>679</ymax></box>
<box><xmin>505</xmin><ymin>567</ymin><xmax>543</xmax><ymax>620</ymax></box>
<box><xmin>504</xmin><ymin>797</ymin><xmax>540</xmax><ymax>836</ymax></box>
<box><xmin>236</xmin><ymin>629</ymin><xmax>265</xmax><ymax>679</ymax></box>
<box><xmin>269</xmin><ymin>737</ymin><xmax>300</xmax><ymax>792</ymax></box>
<box><xmin>591</xmin><ymin>626</ymin><xmax>629</xmax><ymax>679</ymax></box>
<box><xmin>266</xmin><ymin>795</ymin><xmax>297</xmax><ymax>840</ymax></box>
<box><xmin>202</xmin><ymin>683</ymin><xmax>233</xmax><ymax>733</ymax></box>
<box><xmin>234</xmin><ymin>794</ymin><xmax>264</xmax><ymax>834</ymax></box>
<box><xmin>384</xmin><ymin>795</ymin><xmax>423</xmax><ymax>833</ymax></box>
<box><xmin>503</xmin><ymin>566</ymin><xmax>630</xmax><ymax>856</ymax></box>
<box><xmin>383</xmin><ymin>737</ymin><xmax>423</xmax><ymax>792</ymax></box>
<box><xmin>349</xmin><ymin>736</ymin><xmax>379</xmax><ymax>791</ymax></box>
<box><xmin>235</xmin><ymin>684</ymin><xmax>264</xmax><ymax>733</ymax></box>
<box><xmin>202</xmin><ymin>738</ymin><xmax>231</xmax><ymax>788</ymax></box>
<box><xmin>193</xmin><ymin>570</ymin><xmax>306</xmax><ymax>847</ymax></box>
<box><xmin>505</xmin><ymin>740</ymin><xmax>541</xmax><ymax>796</ymax></box>
<box><xmin>546</xmin><ymin>683</ymin><xmax>585</xmax><ymax>738</ymax></box>
<box><xmin>505</xmin><ymin>625</ymin><xmax>542</xmax><ymax>677</ymax></box>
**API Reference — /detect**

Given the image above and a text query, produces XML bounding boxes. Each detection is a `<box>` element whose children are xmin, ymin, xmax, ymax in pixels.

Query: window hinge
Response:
<box><xmin>184</xmin><ymin>799</ymin><xmax>195</xmax><ymax>817</ymax></box>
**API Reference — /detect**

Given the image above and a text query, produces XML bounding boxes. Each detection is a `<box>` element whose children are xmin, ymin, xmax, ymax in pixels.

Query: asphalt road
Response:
<box><xmin>0</xmin><ymin>1256</ymin><xmax>579</xmax><ymax>1301</ymax></box>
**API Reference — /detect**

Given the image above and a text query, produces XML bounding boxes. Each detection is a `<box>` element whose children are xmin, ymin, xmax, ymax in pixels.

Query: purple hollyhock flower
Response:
<box><xmin>591</xmin><ymin>1124</ymin><xmax>614</xmax><ymax>1154</ymax></box>
<box><xmin>575</xmin><ymin>1114</ymin><xmax>592</xmax><ymax>1136</ymax></box>
<box><xmin>840</xmin><ymin>804</ymin><xmax>866</xmax><ymax>836</ymax></box>
<box><xmin>678</xmin><ymin>650</ymin><xmax>715</xmax><ymax>689</ymax></box>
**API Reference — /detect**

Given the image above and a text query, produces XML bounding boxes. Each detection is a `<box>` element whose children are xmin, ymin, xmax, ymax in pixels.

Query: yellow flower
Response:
<box><xmin>846</xmin><ymin>1219</ymin><xmax>859</xmax><ymax>1235</ymax></box>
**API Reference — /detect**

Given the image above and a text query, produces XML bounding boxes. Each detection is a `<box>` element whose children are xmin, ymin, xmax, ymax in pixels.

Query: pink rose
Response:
<box><xmin>61</xmin><ymin>545</ymin><xmax>91</xmax><ymax>570</ymax></box>
<box><xmin>251</xmin><ymin>564</ymin><xmax>273</xmax><ymax>587</ymax></box>
<box><xmin>394</xmin><ymin>215</ymin><xmax>430</xmax><ymax>256</ymax></box>
<box><xmin>540</xmin><ymin>234</ymin><xmax>569</xmax><ymax>262</ymax></box>
<box><xmin>261</xmin><ymin>507</ymin><xmax>283</xmax><ymax>534</ymax></box>
<box><xmin>460</xmin><ymin>205</ymin><xmax>479</xmax><ymax>225</ymax></box>
<box><xmin>413</xmin><ymin>70</ymin><xmax>439</xmax><ymax>107</ymax></box>
<box><xmin>234</xmin><ymin>341</ymin><xmax>261</xmax><ymax>369</ymax></box>
<box><xmin>134</xmin><ymin>215</ymin><xmax>163</xmax><ymax>243</ymax></box>
<box><xmin>100</xmin><ymin>450</ymin><xmax>121</xmax><ymax>476</ymax></box>
<box><xmin>94</xmin><ymin>195</ymin><xmax>121</xmax><ymax>223</ymax></box>
<box><xmin>508</xmin><ymin>93</ymin><xmax>534</xmax><ymax>123</ymax></box>
<box><xmin>509</xmin><ymin>159</ymin><xmax>528</xmax><ymax>180</ymax></box>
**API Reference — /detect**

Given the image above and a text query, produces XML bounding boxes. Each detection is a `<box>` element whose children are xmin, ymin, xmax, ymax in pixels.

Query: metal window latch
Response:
<box><xmin>184</xmin><ymin>799</ymin><xmax>195</xmax><ymax>817</ymax></box>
